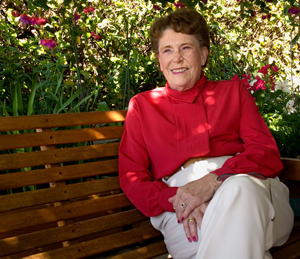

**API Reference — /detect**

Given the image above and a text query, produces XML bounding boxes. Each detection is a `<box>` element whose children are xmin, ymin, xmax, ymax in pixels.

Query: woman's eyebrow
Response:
<box><xmin>161</xmin><ymin>42</ymin><xmax>192</xmax><ymax>49</ymax></box>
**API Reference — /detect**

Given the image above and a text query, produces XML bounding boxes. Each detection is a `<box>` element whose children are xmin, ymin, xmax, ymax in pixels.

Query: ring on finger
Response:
<box><xmin>173</xmin><ymin>207</ymin><xmax>176</xmax><ymax>211</ymax></box>
<box><xmin>180</xmin><ymin>202</ymin><xmax>187</xmax><ymax>209</ymax></box>
<box><xmin>188</xmin><ymin>218</ymin><xmax>195</xmax><ymax>223</ymax></box>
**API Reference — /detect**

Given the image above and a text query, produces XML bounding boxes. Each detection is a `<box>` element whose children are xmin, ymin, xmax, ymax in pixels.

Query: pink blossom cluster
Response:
<box><xmin>74</xmin><ymin>13</ymin><xmax>81</xmax><ymax>22</ymax></box>
<box><xmin>19</xmin><ymin>13</ymin><xmax>49</xmax><ymax>26</ymax></box>
<box><xmin>41</xmin><ymin>37</ymin><xmax>56</xmax><ymax>49</ymax></box>
<box><xmin>11</xmin><ymin>11</ymin><xmax>56</xmax><ymax>52</ymax></box>
<box><xmin>74</xmin><ymin>6</ymin><xmax>95</xmax><ymax>22</ymax></box>
<box><xmin>288</xmin><ymin>7</ymin><xmax>300</xmax><ymax>15</ymax></box>
<box><xmin>83</xmin><ymin>6</ymin><xmax>95</xmax><ymax>13</ymax></box>
<box><xmin>40</xmin><ymin>37</ymin><xmax>57</xmax><ymax>53</ymax></box>
<box><xmin>261</xmin><ymin>13</ymin><xmax>271</xmax><ymax>20</ymax></box>
<box><xmin>11</xmin><ymin>11</ymin><xmax>20</xmax><ymax>17</ymax></box>
<box><xmin>174</xmin><ymin>2</ymin><xmax>186</xmax><ymax>8</ymax></box>
<box><xmin>91</xmin><ymin>31</ymin><xmax>101</xmax><ymax>40</ymax></box>
<box><xmin>153</xmin><ymin>4</ymin><xmax>161</xmax><ymax>11</ymax></box>
<box><xmin>233</xmin><ymin>64</ymin><xmax>279</xmax><ymax>92</ymax></box>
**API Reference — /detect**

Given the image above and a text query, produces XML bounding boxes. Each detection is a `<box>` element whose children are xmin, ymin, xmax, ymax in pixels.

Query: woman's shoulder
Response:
<box><xmin>206</xmin><ymin>79</ymin><xmax>241</xmax><ymax>88</ymax></box>
<box><xmin>132</xmin><ymin>86</ymin><xmax>167</xmax><ymax>101</ymax></box>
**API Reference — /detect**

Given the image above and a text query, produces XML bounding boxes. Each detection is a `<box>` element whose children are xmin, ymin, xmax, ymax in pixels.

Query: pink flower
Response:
<box><xmin>35</xmin><ymin>17</ymin><xmax>49</xmax><ymax>25</ymax></box>
<box><xmin>272</xmin><ymin>65</ymin><xmax>279</xmax><ymax>73</ymax></box>
<box><xmin>202</xmin><ymin>0</ymin><xmax>208</xmax><ymax>3</ymax></box>
<box><xmin>88</xmin><ymin>6</ymin><xmax>95</xmax><ymax>12</ymax></box>
<box><xmin>74</xmin><ymin>13</ymin><xmax>80</xmax><ymax>22</ymax></box>
<box><xmin>91</xmin><ymin>31</ymin><xmax>95</xmax><ymax>37</ymax></box>
<box><xmin>153</xmin><ymin>4</ymin><xmax>161</xmax><ymax>10</ymax></box>
<box><xmin>174</xmin><ymin>2</ymin><xmax>186</xmax><ymax>8</ymax></box>
<box><xmin>20</xmin><ymin>14</ymin><xmax>32</xmax><ymax>25</ymax></box>
<box><xmin>288</xmin><ymin>7</ymin><xmax>300</xmax><ymax>15</ymax></box>
<box><xmin>258</xmin><ymin>65</ymin><xmax>270</xmax><ymax>76</ymax></box>
<box><xmin>83</xmin><ymin>8</ymin><xmax>89</xmax><ymax>13</ymax></box>
<box><xmin>94</xmin><ymin>35</ymin><xmax>101</xmax><ymax>40</ymax></box>
<box><xmin>254</xmin><ymin>76</ymin><xmax>266</xmax><ymax>90</ymax></box>
<box><xmin>11</xmin><ymin>11</ymin><xmax>20</xmax><ymax>17</ymax></box>
<box><xmin>242</xmin><ymin>74</ymin><xmax>251</xmax><ymax>80</ymax></box>
<box><xmin>41</xmin><ymin>37</ymin><xmax>57</xmax><ymax>50</ymax></box>
<box><xmin>232</xmin><ymin>75</ymin><xmax>240</xmax><ymax>81</ymax></box>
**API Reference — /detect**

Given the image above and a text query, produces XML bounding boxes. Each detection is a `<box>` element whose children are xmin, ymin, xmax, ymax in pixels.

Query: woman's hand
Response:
<box><xmin>182</xmin><ymin>201</ymin><xmax>209</xmax><ymax>242</ymax></box>
<box><xmin>169</xmin><ymin>173</ymin><xmax>220</xmax><ymax>223</ymax></box>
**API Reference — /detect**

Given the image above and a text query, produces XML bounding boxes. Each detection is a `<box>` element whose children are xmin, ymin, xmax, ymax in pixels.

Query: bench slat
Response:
<box><xmin>18</xmin><ymin>224</ymin><xmax>162</xmax><ymax>259</ymax></box>
<box><xmin>0</xmin><ymin>142</ymin><xmax>119</xmax><ymax>171</ymax></box>
<box><xmin>0</xmin><ymin>210</ymin><xmax>147</xmax><ymax>257</ymax></box>
<box><xmin>109</xmin><ymin>241</ymin><xmax>168</xmax><ymax>259</ymax></box>
<box><xmin>0</xmin><ymin>193</ymin><xmax>130</xmax><ymax>233</ymax></box>
<box><xmin>280</xmin><ymin>158</ymin><xmax>300</xmax><ymax>181</ymax></box>
<box><xmin>0</xmin><ymin>159</ymin><xmax>119</xmax><ymax>190</ymax></box>
<box><xmin>272</xmin><ymin>240</ymin><xmax>300</xmax><ymax>259</ymax></box>
<box><xmin>0</xmin><ymin>111</ymin><xmax>127</xmax><ymax>131</ymax></box>
<box><xmin>0</xmin><ymin>177</ymin><xmax>120</xmax><ymax>213</ymax></box>
<box><xmin>0</xmin><ymin>126</ymin><xmax>123</xmax><ymax>151</ymax></box>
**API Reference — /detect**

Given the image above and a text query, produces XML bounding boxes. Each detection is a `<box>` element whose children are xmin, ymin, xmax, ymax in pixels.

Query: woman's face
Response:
<box><xmin>157</xmin><ymin>29</ymin><xmax>208</xmax><ymax>92</ymax></box>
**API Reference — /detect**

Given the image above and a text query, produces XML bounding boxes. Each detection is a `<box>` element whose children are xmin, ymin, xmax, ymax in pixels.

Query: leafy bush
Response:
<box><xmin>0</xmin><ymin>0</ymin><xmax>299</xmax><ymax>157</ymax></box>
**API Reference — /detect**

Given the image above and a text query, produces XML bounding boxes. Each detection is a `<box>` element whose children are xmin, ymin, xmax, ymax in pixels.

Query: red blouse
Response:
<box><xmin>118</xmin><ymin>74</ymin><xmax>283</xmax><ymax>217</ymax></box>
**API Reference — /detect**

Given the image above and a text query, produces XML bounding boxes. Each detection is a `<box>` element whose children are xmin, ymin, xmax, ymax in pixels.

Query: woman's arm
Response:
<box><xmin>119</xmin><ymin>97</ymin><xmax>178</xmax><ymax>217</ymax></box>
<box><xmin>212</xmin><ymin>82</ymin><xmax>283</xmax><ymax>177</ymax></box>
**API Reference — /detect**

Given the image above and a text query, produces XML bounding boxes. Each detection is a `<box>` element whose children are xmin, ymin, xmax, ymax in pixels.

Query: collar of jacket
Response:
<box><xmin>165</xmin><ymin>72</ymin><xmax>208</xmax><ymax>103</ymax></box>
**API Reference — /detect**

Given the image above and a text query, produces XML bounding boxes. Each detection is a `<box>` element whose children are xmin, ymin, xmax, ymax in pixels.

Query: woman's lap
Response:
<box><xmin>151</xmin><ymin>158</ymin><xmax>294</xmax><ymax>259</ymax></box>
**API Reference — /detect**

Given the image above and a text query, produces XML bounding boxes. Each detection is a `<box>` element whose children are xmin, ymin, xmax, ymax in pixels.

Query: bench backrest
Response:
<box><xmin>0</xmin><ymin>111</ymin><xmax>166</xmax><ymax>259</ymax></box>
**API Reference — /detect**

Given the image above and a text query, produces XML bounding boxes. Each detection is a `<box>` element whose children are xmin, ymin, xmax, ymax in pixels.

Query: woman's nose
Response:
<box><xmin>173</xmin><ymin>50</ymin><xmax>183</xmax><ymax>62</ymax></box>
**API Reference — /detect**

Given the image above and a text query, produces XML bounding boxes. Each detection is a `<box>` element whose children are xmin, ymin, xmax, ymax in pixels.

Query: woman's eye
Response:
<box><xmin>163</xmin><ymin>49</ymin><xmax>171</xmax><ymax>53</ymax></box>
<box><xmin>183</xmin><ymin>46</ymin><xmax>190</xmax><ymax>50</ymax></box>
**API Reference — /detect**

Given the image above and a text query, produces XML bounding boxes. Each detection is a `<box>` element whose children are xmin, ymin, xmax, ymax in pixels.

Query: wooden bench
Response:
<box><xmin>0</xmin><ymin>110</ymin><xmax>299</xmax><ymax>259</ymax></box>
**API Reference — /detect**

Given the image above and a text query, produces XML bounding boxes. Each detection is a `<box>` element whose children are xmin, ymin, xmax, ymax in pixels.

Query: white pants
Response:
<box><xmin>150</xmin><ymin>156</ymin><xmax>294</xmax><ymax>259</ymax></box>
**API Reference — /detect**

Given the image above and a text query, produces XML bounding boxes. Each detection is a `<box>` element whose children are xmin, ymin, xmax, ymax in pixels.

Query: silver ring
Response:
<box><xmin>180</xmin><ymin>203</ymin><xmax>186</xmax><ymax>209</ymax></box>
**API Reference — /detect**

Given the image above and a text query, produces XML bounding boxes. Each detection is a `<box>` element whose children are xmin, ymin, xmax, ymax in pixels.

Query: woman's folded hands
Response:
<box><xmin>168</xmin><ymin>173</ymin><xmax>221</xmax><ymax>242</ymax></box>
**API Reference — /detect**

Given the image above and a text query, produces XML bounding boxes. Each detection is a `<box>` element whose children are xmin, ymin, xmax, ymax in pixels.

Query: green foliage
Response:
<box><xmin>0</xmin><ymin>0</ymin><xmax>299</xmax><ymax>157</ymax></box>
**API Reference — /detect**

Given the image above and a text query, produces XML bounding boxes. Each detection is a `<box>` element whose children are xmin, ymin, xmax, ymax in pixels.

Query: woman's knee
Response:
<box><xmin>217</xmin><ymin>174</ymin><xmax>269</xmax><ymax>200</ymax></box>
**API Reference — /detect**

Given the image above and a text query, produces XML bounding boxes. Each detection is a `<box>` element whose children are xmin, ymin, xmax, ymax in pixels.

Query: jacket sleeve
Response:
<box><xmin>118</xmin><ymin>97</ymin><xmax>178</xmax><ymax>217</ymax></box>
<box><xmin>213</xmin><ymin>83</ymin><xmax>283</xmax><ymax>178</ymax></box>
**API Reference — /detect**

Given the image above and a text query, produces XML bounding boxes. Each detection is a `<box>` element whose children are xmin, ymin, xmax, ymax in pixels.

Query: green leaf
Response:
<box><xmin>27</xmin><ymin>75</ymin><xmax>38</xmax><ymax>116</ymax></box>
<box><xmin>55</xmin><ymin>89</ymin><xmax>84</xmax><ymax>114</ymax></box>
<box><xmin>13</xmin><ymin>87</ymin><xmax>18</xmax><ymax>116</ymax></box>
<box><xmin>98</xmin><ymin>101</ymin><xmax>110</xmax><ymax>112</ymax></box>
<box><xmin>32</xmin><ymin>0</ymin><xmax>49</xmax><ymax>9</ymax></box>
<box><xmin>70</xmin><ymin>93</ymin><xmax>93</xmax><ymax>112</ymax></box>
<box><xmin>63</xmin><ymin>0</ymin><xmax>72</xmax><ymax>7</ymax></box>
<box><xmin>283</xmin><ymin>6</ymin><xmax>289</xmax><ymax>16</ymax></box>
<box><xmin>0</xmin><ymin>101</ymin><xmax>10</xmax><ymax>117</ymax></box>
<box><xmin>291</xmin><ymin>33</ymin><xmax>300</xmax><ymax>46</ymax></box>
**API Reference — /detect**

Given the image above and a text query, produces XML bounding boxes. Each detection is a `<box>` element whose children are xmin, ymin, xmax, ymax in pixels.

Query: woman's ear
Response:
<box><xmin>201</xmin><ymin>47</ymin><xmax>209</xmax><ymax>67</ymax></box>
<box><xmin>156</xmin><ymin>53</ymin><xmax>163</xmax><ymax>71</ymax></box>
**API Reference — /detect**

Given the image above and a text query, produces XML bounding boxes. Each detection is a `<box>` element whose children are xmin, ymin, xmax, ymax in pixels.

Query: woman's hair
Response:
<box><xmin>150</xmin><ymin>8</ymin><xmax>210</xmax><ymax>66</ymax></box>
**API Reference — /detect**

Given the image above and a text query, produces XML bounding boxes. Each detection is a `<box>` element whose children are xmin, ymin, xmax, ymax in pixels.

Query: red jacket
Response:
<box><xmin>119</xmin><ymin>74</ymin><xmax>283</xmax><ymax>217</ymax></box>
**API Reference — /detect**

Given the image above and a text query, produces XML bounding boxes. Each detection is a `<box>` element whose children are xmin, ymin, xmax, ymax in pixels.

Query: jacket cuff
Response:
<box><xmin>211</xmin><ymin>166</ymin><xmax>235</xmax><ymax>176</ymax></box>
<box><xmin>159</xmin><ymin>187</ymin><xmax>178</xmax><ymax>212</ymax></box>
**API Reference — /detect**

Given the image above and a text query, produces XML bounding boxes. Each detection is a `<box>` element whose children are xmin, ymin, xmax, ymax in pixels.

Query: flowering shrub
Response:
<box><xmin>1</xmin><ymin>0</ymin><xmax>299</xmax><ymax>159</ymax></box>
<box><xmin>232</xmin><ymin>65</ymin><xmax>300</xmax><ymax>157</ymax></box>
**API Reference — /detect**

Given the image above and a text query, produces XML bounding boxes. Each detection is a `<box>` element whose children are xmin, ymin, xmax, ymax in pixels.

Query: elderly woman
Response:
<box><xmin>118</xmin><ymin>8</ymin><xmax>294</xmax><ymax>259</ymax></box>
